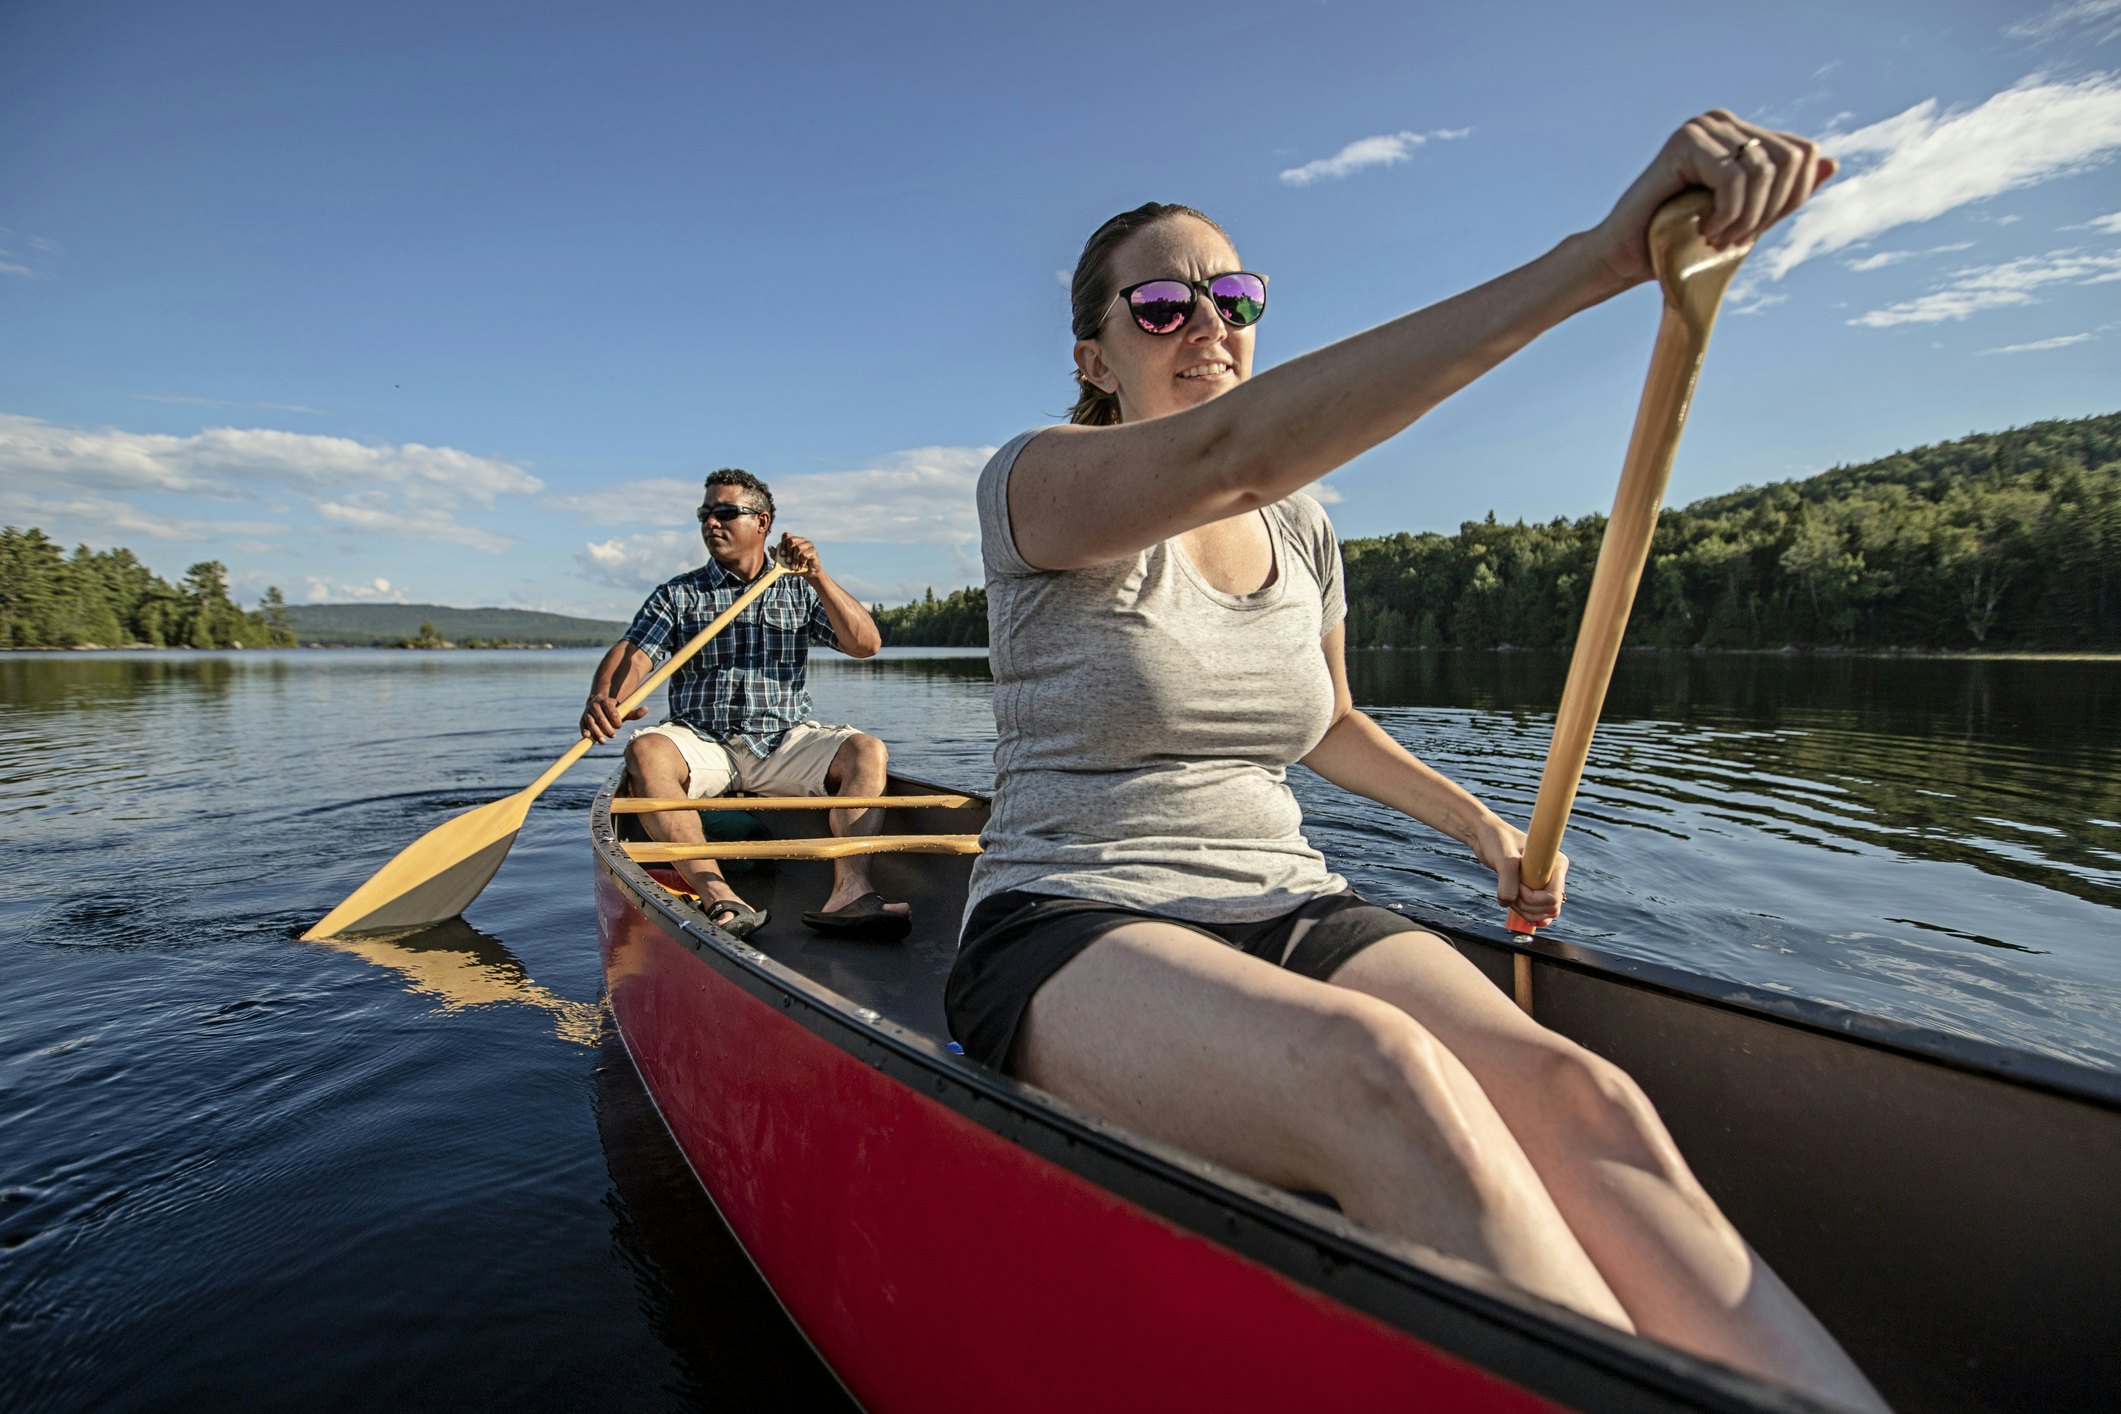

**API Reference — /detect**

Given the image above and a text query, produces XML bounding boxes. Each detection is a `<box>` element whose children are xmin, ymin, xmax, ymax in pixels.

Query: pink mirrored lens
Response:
<box><xmin>1209</xmin><ymin>273</ymin><xmax>1266</xmax><ymax>326</ymax></box>
<box><xmin>1128</xmin><ymin>280</ymin><xmax>1194</xmax><ymax>333</ymax></box>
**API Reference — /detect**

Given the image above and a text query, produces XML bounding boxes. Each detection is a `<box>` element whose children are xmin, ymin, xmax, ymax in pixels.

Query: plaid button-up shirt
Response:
<box><xmin>623</xmin><ymin>558</ymin><xmax>840</xmax><ymax>759</ymax></box>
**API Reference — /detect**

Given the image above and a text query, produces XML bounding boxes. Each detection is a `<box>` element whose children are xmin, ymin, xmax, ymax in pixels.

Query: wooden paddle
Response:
<box><xmin>302</xmin><ymin>560</ymin><xmax>790</xmax><ymax>940</ymax></box>
<box><xmin>1508</xmin><ymin>190</ymin><xmax>1753</xmax><ymax>939</ymax></box>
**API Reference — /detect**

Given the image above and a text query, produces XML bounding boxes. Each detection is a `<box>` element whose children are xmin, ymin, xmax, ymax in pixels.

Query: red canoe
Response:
<box><xmin>592</xmin><ymin>769</ymin><xmax>2118</xmax><ymax>1413</ymax></box>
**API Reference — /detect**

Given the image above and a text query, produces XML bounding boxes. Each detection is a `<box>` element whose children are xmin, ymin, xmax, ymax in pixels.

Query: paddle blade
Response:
<box><xmin>301</xmin><ymin>791</ymin><xmax>534</xmax><ymax>940</ymax></box>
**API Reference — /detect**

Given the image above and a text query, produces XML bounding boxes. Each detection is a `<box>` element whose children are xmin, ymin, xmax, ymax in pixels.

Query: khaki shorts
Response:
<box><xmin>630</xmin><ymin>719</ymin><xmax>863</xmax><ymax>799</ymax></box>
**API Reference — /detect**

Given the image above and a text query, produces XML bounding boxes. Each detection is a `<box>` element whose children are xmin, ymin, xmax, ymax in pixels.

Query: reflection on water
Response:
<box><xmin>1341</xmin><ymin>650</ymin><xmax>2121</xmax><ymax>913</ymax></box>
<box><xmin>1</xmin><ymin>645</ymin><xmax>2116</xmax><ymax>1407</ymax></box>
<box><xmin>313</xmin><ymin>919</ymin><xmax>605</xmax><ymax>1047</ymax></box>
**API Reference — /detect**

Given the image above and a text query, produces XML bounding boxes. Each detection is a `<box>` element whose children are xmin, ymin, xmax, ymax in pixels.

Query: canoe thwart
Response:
<box><xmin>611</xmin><ymin>794</ymin><xmax>977</xmax><ymax>813</ymax></box>
<box><xmin>622</xmin><ymin>834</ymin><xmax>983</xmax><ymax>862</ymax></box>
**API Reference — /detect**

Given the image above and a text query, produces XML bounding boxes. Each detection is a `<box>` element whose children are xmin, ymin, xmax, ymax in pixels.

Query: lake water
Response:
<box><xmin>4</xmin><ymin>647</ymin><xmax>2116</xmax><ymax>1410</ymax></box>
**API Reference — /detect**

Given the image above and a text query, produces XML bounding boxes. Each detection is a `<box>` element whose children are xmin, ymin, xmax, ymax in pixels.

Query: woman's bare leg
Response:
<box><xmin>1328</xmin><ymin>932</ymin><xmax>1888</xmax><ymax>1412</ymax></box>
<box><xmin>1013</xmin><ymin>920</ymin><xmax>1632</xmax><ymax>1328</ymax></box>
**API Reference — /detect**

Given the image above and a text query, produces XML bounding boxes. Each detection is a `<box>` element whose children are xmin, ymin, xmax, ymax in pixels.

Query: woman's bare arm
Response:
<box><xmin>1009</xmin><ymin>112</ymin><xmax>1831</xmax><ymax>573</ymax></box>
<box><xmin>1300</xmin><ymin>626</ymin><xmax>1567</xmax><ymax>922</ymax></box>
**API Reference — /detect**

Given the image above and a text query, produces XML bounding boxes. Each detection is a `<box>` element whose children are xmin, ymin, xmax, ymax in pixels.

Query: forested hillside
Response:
<box><xmin>0</xmin><ymin>529</ymin><xmax>294</xmax><ymax>648</ymax></box>
<box><xmin>1342</xmin><ymin>411</ymin><xmax>2119</xmax><ymax>652</ymax></box>
<box><xmin>870</xmin><ymin>586</ymin><xmax>988</xmax><ymax>648</ymax></box>
<box><xmin>876</xmin><ymin>411</ymin><xmax>2120</xmax><ymax>652</ymax></box>
<box><xmin>280</xmin><ymin>604</ymin><xmax>625</xmax><ymax>646</ymax></box>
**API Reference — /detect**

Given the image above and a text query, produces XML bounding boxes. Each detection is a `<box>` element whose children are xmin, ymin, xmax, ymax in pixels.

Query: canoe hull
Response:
<box><xmin>597</xmin><ymin>854</ymin><xmax>1580</xmax><ymax>1411</ymax></box>
<box><xmin>593</xmin><ymin>774</ymin><xmax>2121</xmax><ymax>1413</ymax></box>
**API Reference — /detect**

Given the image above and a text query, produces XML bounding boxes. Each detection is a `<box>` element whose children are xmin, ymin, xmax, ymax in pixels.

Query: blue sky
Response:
<box><xmin>2</xmin><ymin>0</ymin><xmax>2117</xmax><ymax>620</ymax></box>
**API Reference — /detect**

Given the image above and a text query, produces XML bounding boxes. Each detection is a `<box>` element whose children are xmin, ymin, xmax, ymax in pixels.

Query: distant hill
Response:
<box><xmin>284</xmin><ymin>603</ymin><xmax>626</xmax><ymax>646</ymax></box>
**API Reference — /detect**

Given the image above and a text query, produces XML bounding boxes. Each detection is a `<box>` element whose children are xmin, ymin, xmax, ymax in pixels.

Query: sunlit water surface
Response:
<box><xmin>2</xmin><ymin>647</ymin><xmax>2115</xmax><ymax>1410</ymax></box>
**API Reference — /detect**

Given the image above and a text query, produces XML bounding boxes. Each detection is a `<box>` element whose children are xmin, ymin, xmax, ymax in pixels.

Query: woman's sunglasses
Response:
<box><xmin>1098</xmin><ymin>272</ymin><xmax>1268</xmax><ymax>337</ymax></box>
<box><xmin>697</xmin><ymin>503</ymin><xmax>766</xmax><ymax>524</ymax></box>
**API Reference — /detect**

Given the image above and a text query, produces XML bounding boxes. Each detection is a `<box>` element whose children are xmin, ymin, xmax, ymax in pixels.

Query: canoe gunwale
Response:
<box><xmin>1466</xmin><ymin>912</ymin><xmax>2121</xmax><ymax>1110</ymax></box>
<box><xmin>591</xmin><ymin>771</ymin><xmax>1844</xmax><ymax>1414</ymax></box>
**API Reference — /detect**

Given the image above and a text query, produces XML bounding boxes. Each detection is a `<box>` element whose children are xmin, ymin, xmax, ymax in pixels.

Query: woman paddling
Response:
<box><xmin>946</xmin><ymin>112</ymin><xmax>1889</xmax><ymax>1411</ymax></box>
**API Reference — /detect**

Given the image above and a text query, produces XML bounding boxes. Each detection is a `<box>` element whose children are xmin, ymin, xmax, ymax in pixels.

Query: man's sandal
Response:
<box><xmin>702</xmin><ymin>899</ymin><xmax>769</xmax><ymax>940</ymax></box>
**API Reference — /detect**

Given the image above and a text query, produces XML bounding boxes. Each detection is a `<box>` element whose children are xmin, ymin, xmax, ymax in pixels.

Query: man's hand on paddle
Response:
<box><xmin>580</xmin><ymin>691</ymin><xmax>645</xmax><ymax>744</ymax></box>
<box><xmin>775</xmin><ymin>533</ymin><xmax>823</xmax><ymax>581</ymax></box>
<box><xmin>1589</xmin><ymin>110</ymin><xmax>1838</xmax><ymax>291</ymax></box>
<box><xmin>1477</xmin><ymin>818</ymin><xmax>1569</xmax><ymax>927</ymax></box>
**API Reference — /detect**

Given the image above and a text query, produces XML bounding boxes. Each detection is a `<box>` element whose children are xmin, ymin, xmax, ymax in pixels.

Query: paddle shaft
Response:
<box><xmin>302</xmin><ymin>559</ymin><xmax>791</xmax><ymax>939</ymax></box>
<box><xmin>548</xmin><ymin>560</ymin><xmax>792</xmax><ymax>792</ymax></box>
<box><xmin>1510</xmin><ymin>192</ymin><xmax>1748</xmax><ymax>932</ymax></box>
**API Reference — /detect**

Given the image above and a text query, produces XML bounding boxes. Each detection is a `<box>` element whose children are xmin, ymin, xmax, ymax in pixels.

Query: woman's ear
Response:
<box><xmin>1074</xmin><ymin>338</ymin><xmax>1117</xmax><ymax>395</ymax></box>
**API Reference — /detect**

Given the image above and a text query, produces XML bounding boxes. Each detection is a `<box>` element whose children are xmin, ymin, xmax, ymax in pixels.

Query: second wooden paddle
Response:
<box><xmin>302</xmin><ymin>561</ymin><xmax>790</xmax><ymax>940</ymax></box>
<box><xmin>1509</xmin><ymin>191</ymin><xmax>1754</xmax><ymax>939</ymax></box>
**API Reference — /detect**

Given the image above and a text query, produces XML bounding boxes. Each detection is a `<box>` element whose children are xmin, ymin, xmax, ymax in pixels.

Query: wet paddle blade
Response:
<box><xmin>301</xmin><ymin>790</ymin><xmax>534</xmax><ymax>940</ymax></box>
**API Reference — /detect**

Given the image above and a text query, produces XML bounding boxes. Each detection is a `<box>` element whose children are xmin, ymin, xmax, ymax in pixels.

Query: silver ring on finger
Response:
<box><xmin>1726</xmin><ymin>136</ymin><xmax>1763</xmax><ymax>162</ymax></box>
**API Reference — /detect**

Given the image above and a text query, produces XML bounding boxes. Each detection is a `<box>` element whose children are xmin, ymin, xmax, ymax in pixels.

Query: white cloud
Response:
<box><xmin>578</xmin><ymin>529</ymin><xmax>701</xmax><ymax>592</ymax></box>
<box><xmin>300</xmin><ymin>575</ymin><xmax>408</xmax><ymax>603</ymax></box>
<box><xmin>571</xmin><ymin>445</ymin><xmax>995</xmax><ymax>592</ymax></box>
<box><xmin>315</xmin><ymin>498</ymin><xmax>521</xmax><ymax>553</ymax></box>
<box><xmin>1842</xmin><ymin>241</ymin><xmax>1976</xmax><ymax>272</ymax></box>
<box><xmin>2007</xmin><ymin>1</ymin><xmax>2121</xmax><ymax>43</ymax></box>
<box><xmin>1848</xmin><ymin>247</ymin><xmax>2121</xmax><ymax>326</ymax></box>
<box><xmin>2076</xmin><ymin>210</ymin><xmax>2121</xmax><ymax>232</ymax></box>
<box><xmin>1759</xmin><ymin>75</ymin><xmax>2121</xmax><ymax>279</ymax></box>
<box><xmin>0</xmin><ymin>485</ymin><xmax>283</xmax><ymax>544</ymax></box>
<box><xmin>541</xmin><ymin>477</ymin><xmax>698</xmax><ymax>526</ymax></box>
<box><xmin>1279</xmin><ymin>127</ymin><xmax>1471</xmax><ymax>187</ymax></box>
<box><xmin>1980</xmin><ymin>332</ymin><xmax>2095</xmax><ymax>353</ymax></box>
<box><xmin>0</xmin><ymin>412</ymin><xmax>541</xmax><ymax>551</ymax></box>
<box><xmin>133</xmin><ymin>392</ymin><xmax>325</xmax><ymax>415</ymax></box>
<box><xmin>0</xmin><ymin>227</ymin><xmax>58</xmax><ymax>277</ymax></box>
<box><xmin>1305</xmin><ymin>478</ymin><xmax>1344</xmax><ymax>506</ymax></box>
<box><xmin>1844</xmin><ymin>249</ymin><xmax>1915</xmax><ymax>272</ymax></box>
<box><xmin>769</xmin><ymin>445</ymin><xmax>993</xmax><ymax>545</ymax></box>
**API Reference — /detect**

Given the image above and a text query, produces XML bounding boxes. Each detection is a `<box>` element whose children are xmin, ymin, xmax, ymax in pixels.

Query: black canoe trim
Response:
<box><xmin>592</xmin><ymin>774</ymin><xmax>1844</xmax><ymax>1414</ymax></box>
<box><xmin>1426</xmin><ymin>904</ymin><xmax>2121</xmax><ymax>1109</ymax></box>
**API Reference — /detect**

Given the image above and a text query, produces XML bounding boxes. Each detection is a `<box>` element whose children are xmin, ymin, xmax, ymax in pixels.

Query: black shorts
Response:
<box><xmin>944</xmin><ymin>888</ymin><xmax>1426</xmax><ymax>1072</ymax></box>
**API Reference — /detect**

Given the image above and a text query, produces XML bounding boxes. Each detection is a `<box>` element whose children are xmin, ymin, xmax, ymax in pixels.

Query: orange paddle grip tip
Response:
<box><xmin>1506</xmin><ymin>910</ymin><xmax>1547</xmax><ymax>935</ymax></box>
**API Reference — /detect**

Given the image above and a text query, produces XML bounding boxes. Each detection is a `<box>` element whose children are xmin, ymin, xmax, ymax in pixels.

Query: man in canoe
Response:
<box><xmin>580</xmin><ymin>468</ymin><xmax>911</xmax><ymax>941</ymax></box>
<box><xmin>950</xmin><ymin>113</ymin><xmax>1888</xmax><ymax>1410</ymax></box>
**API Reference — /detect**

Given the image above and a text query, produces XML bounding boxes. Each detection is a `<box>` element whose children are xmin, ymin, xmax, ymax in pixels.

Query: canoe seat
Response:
<box><xmin>622</xmin><ymin>835</ymin><xmax>982</xmax><ymax>863</ymax></box>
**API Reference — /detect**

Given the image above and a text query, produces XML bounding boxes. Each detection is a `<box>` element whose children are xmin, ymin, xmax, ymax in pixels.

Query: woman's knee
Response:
<box><xmin>1527</xmin><ymin>1040</ymin><xmax>1676</xmax><ymax>1169</ymax></box>
<box><xmin>1307</xmin><ymin>1001</ymin><xmax>1503</xmax><ymax>1191</ymax></box>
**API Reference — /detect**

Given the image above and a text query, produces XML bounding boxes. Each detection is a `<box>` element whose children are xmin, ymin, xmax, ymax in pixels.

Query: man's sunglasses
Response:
<box><xmin>1098</xmin><ymin>272</ymin><xmax>1268</xmax><ymax>337</ymax></box>
<box><xmin>697</xmin><ymin>503</ymin><xmax>767</xmax><ymax>524</ymax></box>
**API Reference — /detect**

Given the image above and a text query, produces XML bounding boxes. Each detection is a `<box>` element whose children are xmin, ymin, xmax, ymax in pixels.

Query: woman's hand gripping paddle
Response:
<box><xmin>1510</xmin><ymin>191</ymin><xmax>1753</xmax><ymax>935</ymax></box>
<box><xmin>302</xmin><ymin>561</ymin><xmax>791</xmax><ymax>940</ymax></box>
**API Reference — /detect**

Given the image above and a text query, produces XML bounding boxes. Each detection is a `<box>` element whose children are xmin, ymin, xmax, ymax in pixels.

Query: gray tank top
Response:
<box><xmin>968</xmin><ymin>428</ymin><xmax>1349</xmax><ymax>925</ymax></box>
